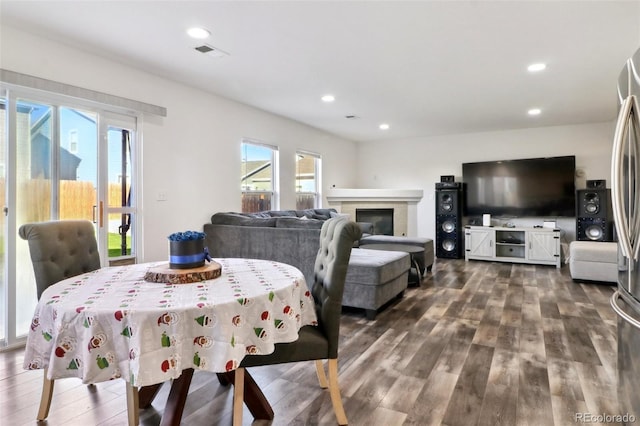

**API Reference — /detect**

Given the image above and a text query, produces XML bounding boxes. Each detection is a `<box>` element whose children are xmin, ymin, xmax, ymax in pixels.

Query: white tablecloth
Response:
<box><xmin>24</xmin><ymin>258</ymin><xmax>318</xmax><ymax>387</ymax></box>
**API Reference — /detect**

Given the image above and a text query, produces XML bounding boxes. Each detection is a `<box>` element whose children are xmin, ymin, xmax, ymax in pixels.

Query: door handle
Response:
<box><xmin>611</xmin><ymin>291</ymin><xmax>640</xmax><ymax>329</ymax></box>
<box><xmin>611</xmin><ymin>95</ymin><xmax>636</xmax><ymax>260</ymax></box>
<box><xmin>92</xmin><ymin>205</ymin><xmax>97</xmax><ymax>224</ymax></box>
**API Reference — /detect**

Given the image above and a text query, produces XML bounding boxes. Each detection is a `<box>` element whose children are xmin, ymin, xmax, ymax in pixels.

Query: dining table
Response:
<box><xmin>23</xmin><ymin>257</ymin><xmax>318</xmax><ymax>425</ymax></box>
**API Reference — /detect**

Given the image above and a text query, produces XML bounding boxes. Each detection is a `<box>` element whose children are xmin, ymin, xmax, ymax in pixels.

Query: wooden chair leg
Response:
<box><xmin>126</xmin><ymin>382</ymin><xmax>139</xmax><ymax>426</ymax></box>
<box><xmin>37</xmin><ymin>368</ymin><xmax>55</xmax><ymax>420</ymax></box>
<box><xmin>315</xmin><ymin>359</ymin><xmax>328</xmax><ymax>389</ymax></box>
<box><xmin>327</xmin><ymin>359</ymin><xmax>348</xmax><ymax>426</ymax></box>
<box><xmin>233</xmin><ymin>367</ymin><xmax>245</xmax><ymax>426</ymax></box>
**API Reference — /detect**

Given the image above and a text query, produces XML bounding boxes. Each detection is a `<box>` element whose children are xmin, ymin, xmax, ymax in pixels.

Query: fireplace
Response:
<box><xmin>326</xmin><ymin>188</ymin><xmax>424</xmax><ymax>236</ymax></box>
<box><xmin>356</xmin><ymin>208</ymin><xmax>394</xmax><ymax>236</ymax></box>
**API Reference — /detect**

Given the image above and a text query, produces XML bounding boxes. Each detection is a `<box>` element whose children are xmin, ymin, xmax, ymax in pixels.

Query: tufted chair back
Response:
<box><xmin>19</xmin><ymin>220</ymin><xmax>101</xmax><ymax>300</ymax></box>
<box><xmin>311</xmin><ymin>217</ymin><xmax>362</xmax><ymax>359</ymax></box>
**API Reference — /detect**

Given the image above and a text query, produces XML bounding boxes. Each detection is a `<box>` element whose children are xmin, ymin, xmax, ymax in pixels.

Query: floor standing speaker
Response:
<box><xmin>435</xmin><ymin>183</ymin><xmax>464</xmax><ymax>258</ymax></box>
<box><xmin>576</xmin><ymin>188</ymin><xmax>614</xmax><ymax>242</ymax></box>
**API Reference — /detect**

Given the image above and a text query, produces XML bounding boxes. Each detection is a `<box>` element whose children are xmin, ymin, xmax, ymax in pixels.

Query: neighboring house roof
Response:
<box><xmin>241</xmin><ymin>157</ymin><xmax>316</xmax><ymax>186</ymax></box>
<box><xmin>242</xmin><ymin>160</ymin><xmax>271</xmax><ymax>182</ymax></box>
<box><xmin>29</xmin><ymin>107</ymin><xmax>87</xmax><ymax>180</ymax></box>
<box><xmin>296</xmin><ymin>156</ymin><xmax>315</xmax><ymax>178</ymax></box>
<box><xmin>31</xmin><ymin>133</ymin><xmax>81</xmax><ymax>180</ymax></box>
<box><xmin>32</xmin><ymin>107</ymin><xmax>96</xmax><ymax>135</ymax></box>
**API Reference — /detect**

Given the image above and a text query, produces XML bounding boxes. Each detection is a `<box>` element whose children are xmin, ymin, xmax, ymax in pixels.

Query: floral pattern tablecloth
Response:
<box><xmin>24</xmin><ymin>258</ymin><xmax>318</xmax><ymax>387</ymax></box>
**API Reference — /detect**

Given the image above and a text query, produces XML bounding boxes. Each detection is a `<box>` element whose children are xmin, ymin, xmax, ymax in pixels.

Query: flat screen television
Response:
<box><xmin>462</xmin><ymin>155</ymin><xmax>576</xmax><ymax>217</ymax></box>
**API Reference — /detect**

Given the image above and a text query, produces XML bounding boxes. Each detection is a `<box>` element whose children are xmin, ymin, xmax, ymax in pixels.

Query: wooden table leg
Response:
<box><xmin>159</xmin><ymin>368</ymin><xmax>194</xmax><ymax>426</ymax></box>
<box><xmin>138</xmin><ymin>383</ymin><xmax>164</xmax><ymax>408</ymax></box>
<box><xmin>140</xmin><ymin>368</ymin><xmax>273</xmax><ymax>425</ymax></box>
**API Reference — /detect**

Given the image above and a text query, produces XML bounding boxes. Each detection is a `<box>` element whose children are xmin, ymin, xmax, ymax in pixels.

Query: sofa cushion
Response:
<box><xmin>267</xmin><ymin>210</ymin><xmax>298</xmax><ymax>217</ymax></box>
<box><xmin>345</xmin><ymin>248</ymin><xmax>410</xmax><ymax>286</ymax></box>
<box><xmin>249</xmin><ymin>212</ymin><xmax>272</xmax><ymax>218</ymax></box>
<box><xmin>275</xmin><ymin>217</ymin><xmax>325</xmax><ymax>229</ymax></box>
<box><xmin>210</xmin><ymin>212</ymin><xmax>277</xmax><ymax>227</ymax></box>
<box><xmin>297</xmin><ymin>209</ymin><xmax>318</xmax><ymax>218</ymax></box>
<box><xmin>359</xmin><ymin>234</ymin><xmax>434</xmax><ymax>273</ymax></box>
<box><xmin>314</xmin><ymin>208</ymin><xmax>335</xmax><ymax>219</ymax></box>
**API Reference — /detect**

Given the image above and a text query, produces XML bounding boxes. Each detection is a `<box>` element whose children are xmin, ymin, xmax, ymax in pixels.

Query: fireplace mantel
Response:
<box><xmin>326</xmin><ymin>188</ymin><xmax>423</xmax><ymax>203</ymax></box>
<box><xmin>326</xmin><ymin>188</ymin><xmax>424</xmax><ymax>236</ymax></box>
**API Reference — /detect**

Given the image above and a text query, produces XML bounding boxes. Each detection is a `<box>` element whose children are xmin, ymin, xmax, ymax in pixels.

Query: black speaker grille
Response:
<box><xmin>576</xmin><ymin>189</ymin><xmax>614</xmax><ymax>242</ymax></box>
<box><xmin>436</xmin><ymin>185</ymin><xmax>464</xmax><ymax>259</ymax></box>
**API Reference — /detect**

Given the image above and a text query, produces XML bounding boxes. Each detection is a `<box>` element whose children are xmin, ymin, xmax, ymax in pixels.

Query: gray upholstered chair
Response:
<box><xmin>19</xmin><ymin>220</ymin><xmax>113</xmax><ymax>422</ymax></box>
<box><xmin>232</xmin><ymin>217</ymin><xmax>362</xmax><ymax>426</ymax></box>
<box><xmin>19</xmin><ymin>219</ymin><xmax>101</xmax><ymax>300</ymax></box>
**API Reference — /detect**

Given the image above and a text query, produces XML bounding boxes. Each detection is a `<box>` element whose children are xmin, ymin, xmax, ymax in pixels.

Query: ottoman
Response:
<box><xmin>569</xmin><ymin>241</ymin><xmax>618</xmax><ymax>283</ymax></box>
<box><xmin>343</xmin><ymin>248</ymin><xmax>411</xmax><ymax>320</ymax></box>
<box><xmin>359</xmin><ymin>235</ymin><xmax>434</xmax><ymax>275</ymax></box>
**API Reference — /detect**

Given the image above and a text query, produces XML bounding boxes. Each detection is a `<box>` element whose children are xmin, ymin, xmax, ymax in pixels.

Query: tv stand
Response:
<box><xmin>464</xmin><ymin>226</ymin><xmax>561</xmax><ymax>268</ymax></box>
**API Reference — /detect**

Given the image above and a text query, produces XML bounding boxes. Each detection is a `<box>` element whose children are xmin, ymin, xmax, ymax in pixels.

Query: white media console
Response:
<box><xmin>464</xmin><ymin>225</ymin><xmax>561</xmax><ymax>268</ymax></box>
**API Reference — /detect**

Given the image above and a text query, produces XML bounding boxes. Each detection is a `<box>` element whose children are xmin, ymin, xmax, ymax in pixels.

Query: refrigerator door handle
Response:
<box><xmin>612</xmin><ymin>95</ymin><xmax>636</xmax><ymax>260</ymax></box>
<box><xmin>630</xmin><ymin>102</ymin><xmax>640</xmax><ymax>259</ymax></box>
<box><xmin>611</xmin><ymin>291</ymin><xmax>640</xmax><ymax>329</ymax></box>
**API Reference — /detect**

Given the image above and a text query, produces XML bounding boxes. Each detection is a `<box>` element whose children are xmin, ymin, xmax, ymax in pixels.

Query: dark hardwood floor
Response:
<box><xmin>1</xmin><ymin>259</ymin><xmax>619</xmax><ymax>425</ymax></box>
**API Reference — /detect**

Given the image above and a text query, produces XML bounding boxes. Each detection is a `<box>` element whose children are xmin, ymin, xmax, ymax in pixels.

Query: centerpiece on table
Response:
<box><xmin>144</xmin><ymin>231</ymin><xmax>220</xmax><ymax>284</ymax></box>
<box><xmin>168</xmin><ymin>230</ymin><xmax>210</xmax><ymax>269</ymax></box>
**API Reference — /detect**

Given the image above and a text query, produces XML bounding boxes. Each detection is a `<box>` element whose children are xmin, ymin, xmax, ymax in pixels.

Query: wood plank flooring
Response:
<box><xmin>1</xmin><ymin>259</ymin><xmax>620</xmax><ymax>425</ymax></box>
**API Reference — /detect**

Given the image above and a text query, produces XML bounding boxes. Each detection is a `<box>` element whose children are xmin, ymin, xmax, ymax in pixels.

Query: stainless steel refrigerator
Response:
<box><xmin>610</xmin><ymin>46</ymin><xmax>640</xmax><ymax>422</ymax></box>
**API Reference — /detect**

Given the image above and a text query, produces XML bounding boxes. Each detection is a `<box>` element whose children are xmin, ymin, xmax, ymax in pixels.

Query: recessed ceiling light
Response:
<box><xmin>528</xmin><ymin>63</ymin><xmax>546</xmax><ymax>72</ymax></box>
<box><xmin>528</xmin><ymin>108</ymin><xmax>541</xmax><ymax>116</ymax></box>
<box><xmin>379</xmin><ymin>123</ymin><xmax>390</xmax><ymax>130</ymax></box>
<box><xmin>321</xmin><ymin>94</ymin><xmax>335</xmax><ymax>103</ymax></box>
<box><xmin>187</xmin><ymin>27</ymin><xmax>211</xmax><ymax>39</ymax></box>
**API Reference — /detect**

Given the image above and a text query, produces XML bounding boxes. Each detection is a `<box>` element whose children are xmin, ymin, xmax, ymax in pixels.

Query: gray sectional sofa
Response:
<box><xmin>204</xmin><ymin>209</ymin><xmax>433</xmax><ymax>319</ymax></box>
<box><xmin>205</xmin><ymin>209</ymin><xmax>333</xmax><ymax>283</ymax></box>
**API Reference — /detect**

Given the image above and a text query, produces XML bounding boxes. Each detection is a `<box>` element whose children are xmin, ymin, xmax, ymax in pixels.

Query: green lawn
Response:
<box><xmin>108</xmin><ymin>232</ymin><xmax>131</xmax><ymax>257</ymax></box>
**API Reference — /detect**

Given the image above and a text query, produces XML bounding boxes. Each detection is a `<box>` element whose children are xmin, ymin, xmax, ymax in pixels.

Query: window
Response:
<box><xmin>241</xmin><ymin>140</ymin><xmax>278</xmax><ymax>212</ymax></box>
<box><xmin>68</xmin><ymin>129</ymin><xmax>79</xmax><ymax>154</ymax></box>
<box><xmin>296</xmin><ymin>151</ymin><xmax>321</xmax><ymax>209</ymax></box>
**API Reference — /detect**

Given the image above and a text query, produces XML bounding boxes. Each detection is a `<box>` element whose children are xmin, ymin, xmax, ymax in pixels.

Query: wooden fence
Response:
<box><xmin>9</xmin><ymin>179</ymin><xmax>129</xmax><ymax>224</ymax></box>
<box><xmin>241</xmin><ymin>192</ymin><xmax>317</xmax><ymax>213</ymax></box>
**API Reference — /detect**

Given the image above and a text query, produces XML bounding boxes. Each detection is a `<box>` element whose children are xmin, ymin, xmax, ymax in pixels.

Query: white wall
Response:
<box><xmin>1</xmin><ymin>26</ymin><xmax>358</xmax><ymax>262</ymax></box>
<box><xmin>355</xmin><ymin>122</ymin><xmax>615</xmax><ymax>241</ymax></box>
<box><xmin>2</xmin><ymin>25</ymin><xmax>617</xmax><ymax>259</ymax></box>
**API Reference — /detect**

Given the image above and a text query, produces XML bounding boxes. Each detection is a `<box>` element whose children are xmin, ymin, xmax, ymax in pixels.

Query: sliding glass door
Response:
<box><xmin>1</xmin><ymin>89</ymin><xmax>139</xmax><ymax>348</ymax></box>
<box><xmin>15</xmin><ymin>99</ymin><xmax>55</xmax><ymax>338</ymax></box>
<box><xmin>100</xmin><ymin>113</ymin><xmax>137</xmax><ymax>265</ymax></box>
<box><xmin>0</xmin><ymin>91</ymin><xmax>6</xmax><ymax>344</ymax></box>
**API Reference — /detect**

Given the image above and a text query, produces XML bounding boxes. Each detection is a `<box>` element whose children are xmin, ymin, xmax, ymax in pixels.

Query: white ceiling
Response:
<box><xmin>2</xmin><ymin>1</ymin><xmax>639</xmax><ymax>143</ymax></box>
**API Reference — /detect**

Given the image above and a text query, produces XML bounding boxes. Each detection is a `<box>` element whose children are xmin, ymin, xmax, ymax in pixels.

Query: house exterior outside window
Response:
<box><xmin>296</xmin><ymin>151</ymin><xmax>321</xmax><ymax>209</ymax></box>
<box><xmin>69</xmin><ymin>129</ymin><xmax>79</xmax><ymax>154</ymax></box>
<box><xmin>241</xmin><ymin>139</ymin><xmax>278</xmax><ymax>212</ymax></box>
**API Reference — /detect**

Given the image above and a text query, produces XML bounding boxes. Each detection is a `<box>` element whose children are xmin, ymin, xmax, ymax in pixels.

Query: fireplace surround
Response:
<box><xmin>326</xmin><ymin>188</ymin><xmax>423</xmax><ymax>236</ymax></box>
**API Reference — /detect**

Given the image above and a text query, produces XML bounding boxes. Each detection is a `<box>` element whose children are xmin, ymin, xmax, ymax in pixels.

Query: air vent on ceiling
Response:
<box><xmin>194</xmin><ymin>44</ymin><xmax>229</xmax><ymax>58</ymax></box>
<box><xmin>345</xmin><ymin>115</ymin><xmax>359</xmax><ymax>119</ymax></box>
